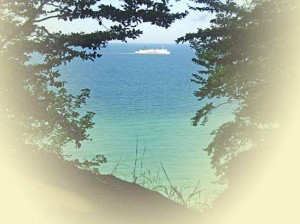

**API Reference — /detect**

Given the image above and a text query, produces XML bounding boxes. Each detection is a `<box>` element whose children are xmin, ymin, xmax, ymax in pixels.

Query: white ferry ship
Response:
<box><xmin>134</xmin><ymin>47</ymin><xmax>170</xmax><ymax>55</ymax></box>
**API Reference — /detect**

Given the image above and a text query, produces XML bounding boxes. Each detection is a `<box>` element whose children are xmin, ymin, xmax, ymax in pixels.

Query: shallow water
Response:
<box><xmin>61</xmin><ymin>43</ymin><xmax>234</xmax><ymax>193</ymax></box>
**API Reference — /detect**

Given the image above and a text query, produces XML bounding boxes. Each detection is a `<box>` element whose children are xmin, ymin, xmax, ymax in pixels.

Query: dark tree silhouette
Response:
<box><xmin>178</xmin><ymin>0</ymin><xmax>299</xmax><ymax>181</ymax></box>
<box><xmin>0</xmin><ymin>0</ymin><xmax>186</xmax><ymax>155</ymax></box>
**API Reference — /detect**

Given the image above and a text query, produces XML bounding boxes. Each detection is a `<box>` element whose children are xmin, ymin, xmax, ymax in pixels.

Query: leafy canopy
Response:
<box><xmin>178</xmin><ymin>0</ymin><xmax>299</xmax><ymax>180</ymax></box>
<box><xmin>0</xmin><ymin>0</ymin><xmax>186</xmax><ymax>155</ymax></box>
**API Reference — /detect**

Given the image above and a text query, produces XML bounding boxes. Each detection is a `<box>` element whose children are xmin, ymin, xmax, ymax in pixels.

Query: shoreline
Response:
<box><xmin>1</xmin><ymin>151</ymin><xmax>200</xmax><ymax>224</ymax></box>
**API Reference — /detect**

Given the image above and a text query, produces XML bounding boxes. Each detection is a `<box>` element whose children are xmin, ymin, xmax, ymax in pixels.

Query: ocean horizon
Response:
<box><xmin>61</xmin><ymin>43</ymin><xmax>234</xmax><ymax>197</ymax></box>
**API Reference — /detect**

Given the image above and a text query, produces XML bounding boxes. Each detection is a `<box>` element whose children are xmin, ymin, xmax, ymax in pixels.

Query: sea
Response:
<box><xmin>61</xmin><ymin>43</ymin><xmax>234</xmax><ymax>201</ymax></box>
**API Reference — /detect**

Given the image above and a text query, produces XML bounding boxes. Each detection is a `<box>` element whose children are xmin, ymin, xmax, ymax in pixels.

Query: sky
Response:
<box><xmin>43</xmin><ymin>0</ymin><xmax>245</xmax><ymax>44</ymax></box>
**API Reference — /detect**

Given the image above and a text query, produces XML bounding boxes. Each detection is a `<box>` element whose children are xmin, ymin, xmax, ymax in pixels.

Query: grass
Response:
<box><xmin>132</xmin><ymin>162</ymin><xmax>217</xmax><ymax>211</ymax></box>
<box><xmin>108</xmin><ymin>139</ymin><xmax>221</xmax><ymax>212</ymax></box>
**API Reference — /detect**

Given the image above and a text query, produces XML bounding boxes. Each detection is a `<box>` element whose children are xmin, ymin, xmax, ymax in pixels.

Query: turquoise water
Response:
<box><xmin>61</xmin><ymin>43</ymin><xmax>233</xmax><ymax>192</ymax></box>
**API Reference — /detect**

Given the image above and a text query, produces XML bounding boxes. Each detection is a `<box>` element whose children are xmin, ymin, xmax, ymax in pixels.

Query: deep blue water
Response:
<box><xmin>61</xmin><ymin>43</ymin><xmax>234</xmax><ymax>192</ymax></box>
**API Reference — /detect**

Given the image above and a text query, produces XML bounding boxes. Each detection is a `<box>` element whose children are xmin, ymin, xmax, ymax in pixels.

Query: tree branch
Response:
<box><xmin>34</xmin><ymin>15</ymin><xmax>60</xmax><ymax>23</ymax></box>
<box><xmin>213</xmin><ymin>100</ymin><xmax>239</xmax><ymax>110</ymax></box>
<box><xmin>0</xmin><ymin>0</ymin><xmax>48</xmax><ymax>49</ymax></box>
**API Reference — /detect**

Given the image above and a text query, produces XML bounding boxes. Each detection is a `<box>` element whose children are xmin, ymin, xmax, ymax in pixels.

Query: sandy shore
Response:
<box><xmin>0</xmin><ymin>151</ymin><xmax>199</xmax><ymax>224</ymax></box>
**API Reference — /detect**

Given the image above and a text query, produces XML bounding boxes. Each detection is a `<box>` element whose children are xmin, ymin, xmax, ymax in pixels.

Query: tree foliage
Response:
<box><xmin>178</xmin><ymin>0</ymin><xmax>299</xmax><ymax>180</ymax></box>
<box><xmin>0</xmin><ymin>0</ymin><xmax>186</xmax><ymax>155</ymax></box>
